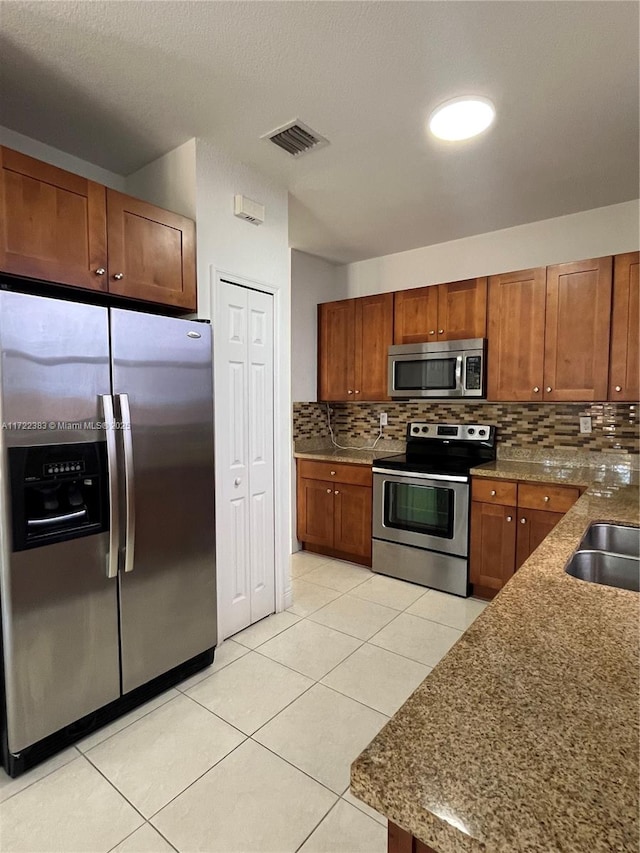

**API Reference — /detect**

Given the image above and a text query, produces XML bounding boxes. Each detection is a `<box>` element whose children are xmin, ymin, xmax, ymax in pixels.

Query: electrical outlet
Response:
<box><xmin>579</xmin><ymin>416</ymin><xmax>592</xmax><ymax>434</ymax></box>
<box><xmin>379</xmin><ymin>412</ymin><xmax>388</xmax><ymax>427</ymax></box>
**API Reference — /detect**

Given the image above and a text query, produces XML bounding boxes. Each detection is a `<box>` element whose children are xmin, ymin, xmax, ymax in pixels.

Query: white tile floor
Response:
<box><xmin>0</xmin><ymin>553</ymin><xmax>487</xmax><ymax>853</ymax></box>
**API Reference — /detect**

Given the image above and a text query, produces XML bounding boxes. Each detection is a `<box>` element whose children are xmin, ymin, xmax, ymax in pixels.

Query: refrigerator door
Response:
<box><xmin>0</xmin><ymin>292</ymin><xmax>120</xmax><ymax>753</ymax></box>
<box><xmin>110</xmin><ymin>309</ymin><xmax>216</xmax><ymax>693</ymax></box>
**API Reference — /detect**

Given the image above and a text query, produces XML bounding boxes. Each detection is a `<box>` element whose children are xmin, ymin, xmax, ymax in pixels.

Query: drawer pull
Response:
<box><xmin>544</xmin><ymin>496</ymin><xmax>550</xmax><ymax>502</ymax></box>
<box><xmin>330</xmin><ymin>470</ymin><xmax>336</xmax><ymax>475</ymax></box>
<box><xmin>490</xmin><ymin>489</ymin><xmax>496</xmax><ymax>496</ymax></box>
<box><xmin>506</xmin><ymin>516</ymin><xmax>513</xmax><ymax>522</ymax></box>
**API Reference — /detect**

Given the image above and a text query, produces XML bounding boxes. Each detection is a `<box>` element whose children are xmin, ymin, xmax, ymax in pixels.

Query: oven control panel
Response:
<box><xmin>407</xmin><ymin>422</ymin><xmax>494</xmax><ymax>441</ymax></box>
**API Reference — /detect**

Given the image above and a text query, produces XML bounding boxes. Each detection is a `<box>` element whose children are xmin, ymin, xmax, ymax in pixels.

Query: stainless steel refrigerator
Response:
<box><xmin>0</xmin><ymin>290</ymin><xmax>216</xmax><ymax>776</ymax></box>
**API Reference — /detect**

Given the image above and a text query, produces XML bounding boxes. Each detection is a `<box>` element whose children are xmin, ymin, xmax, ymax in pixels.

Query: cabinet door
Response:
<box><xmin>393</xmin><ymin>285</ymin><xmax>438</xmax><ymax>344</ymax></box>
<box><xmin>333</xmin><ymin>483</ymin><xmax>372</xmax><ymax>561</ymax></box>
<box><xmin>297</xmin><ymin>477</ymin><xmax>335</xmax><ymax>547</ymax></box>
<box><xmin>487</xmin><ymin>268</ymin><xmax>546</xmax><ymax>401</ymax></box>
<box><xmin>609</xmin><ymin>252</ymin><xmax>639</xmax><ymax>402</ymax></box>
<box><xmin>355</xmin><ymin>293</ymin><xmax>394</xmax><ymax>400</ymax></box>
<box><xmin>437</xmin><ymin>278</ymin><xmax>488</xmax><ymax>341</ymax></box>
<box><xmin>106</xmin><ymin>190</ymin><xmax>196</xmax><ymax>310</ymax></box>
<box><xmin>470</xmin><ymin>501</ymin><xmax>516</xmax><ymax>591</ymax></box>
<box><xmin>515</xmin><ymin>509</ymin><xmax>564</xmax><ymax>570</ymax></box>
<box><xmin>0</xmin><ymin>147</ymin><xmax>107</xmax><ymax>291</ymax></box>
<box><xmin>318</xmin><ymin>299</ymin><xmax>355</xmax><ymax>401</ymax></box>
<box><xmin>544</xmin><ymin>257</ymin><xmax>612</xmax><ymax>401</ymax></box>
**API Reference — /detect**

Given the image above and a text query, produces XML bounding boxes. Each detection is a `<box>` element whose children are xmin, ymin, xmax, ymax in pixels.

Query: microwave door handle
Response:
<box><xmin>455</xmin><ymin>355</ymin><xmax>463</xmax><ymax>391</ymax></box>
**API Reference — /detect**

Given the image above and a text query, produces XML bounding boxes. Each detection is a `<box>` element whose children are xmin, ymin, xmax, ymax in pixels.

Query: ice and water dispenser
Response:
<box><xmin>8</xmin><ymin>442</ymin><xmax>109</xmax><ymax>551</ymax></box>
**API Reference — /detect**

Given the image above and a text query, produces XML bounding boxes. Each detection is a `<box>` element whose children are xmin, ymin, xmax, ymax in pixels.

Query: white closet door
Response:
<box><xmin>216</xmin><ymin>280</ymin><xmax>275</xmax><ymax>639</ymax></box>
<box><xmin>247</xmin><ymin>289</ymin><xmax>275</xmax><ymax>623</ymax></box>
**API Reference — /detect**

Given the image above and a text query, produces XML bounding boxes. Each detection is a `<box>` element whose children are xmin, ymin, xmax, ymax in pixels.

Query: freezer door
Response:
<box><xmin>0</xmin><ymin>292</ymin><xmax>120</xmax><ymax>753</ymax></box>
<box><xmin>110</xmin><ymin>309</ymin><xmax>216</xmax><ymax>693</ymax></box>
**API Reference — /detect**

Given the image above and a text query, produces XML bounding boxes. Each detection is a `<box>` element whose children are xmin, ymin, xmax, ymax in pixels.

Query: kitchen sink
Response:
<box><xmin>565</xmin><ymin>550</ymin><xmax>640</xmax><ymax>592</ymax></box>
<box><xmin>577</xmin><ymin>523</ymin><xmax>640</xmax><ymax>559</ymax></box>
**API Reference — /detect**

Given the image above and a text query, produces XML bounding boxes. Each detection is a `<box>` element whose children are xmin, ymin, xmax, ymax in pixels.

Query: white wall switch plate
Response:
<box><xmin>379</xmin><ymin>412</ymin><xmax>388</xmax><ymax>427</ymax></box>
<box><xmin>579</xmin><ymin>416</ymin><xmax>592</xmax><ymax>434</ymax></box>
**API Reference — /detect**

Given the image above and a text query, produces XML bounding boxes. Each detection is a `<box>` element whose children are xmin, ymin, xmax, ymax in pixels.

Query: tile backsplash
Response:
<box><xmin>293</xmin><ymin>401</ymin><xmax>639</xmax><ymax>455</ymax></box>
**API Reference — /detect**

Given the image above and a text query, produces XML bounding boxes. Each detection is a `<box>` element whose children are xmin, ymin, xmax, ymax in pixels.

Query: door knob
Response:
<box><xmin>520</xmin><ymin>518</ymin><xmax>527</xmax><ymax>524</ymax></box>
<box><xmin>615</xmin><ymin>385</ymin><xmax>622</xmax><ymax>392</ymax></box>
<box><xmin>113</xmin><ymin>273</ymin><xmax>124</xmax><ymax>280</ymax></box>
<box><xmin>533</xmin><ymin>386</ymin><xmax>540</xmax><ymax>393</ymax></box>
<box><xmin>546</xmin><ymin>387</ymin><xmax>552</xmax><ymax>393</ymax></box>
<box><xmin>95</xmin><ymin>267</ymin><xmax>106</xmax><ymax>276</ymax></box>
<box><xmin>506</xmin><ymin>516</ymin><xmax>513</xmax><ymax>522</ymax></box>
<box><xmin>234</xmin><ymin>477</ymin><xmax>241</xmax><ymax>487</ymax></box>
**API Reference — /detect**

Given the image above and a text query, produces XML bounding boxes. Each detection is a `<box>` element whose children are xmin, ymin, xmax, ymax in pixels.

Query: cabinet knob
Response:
<box><xmin>113</xmin><ymin>273</ymin><xmax>124</xmax><ymax>280</ymax></box>
<box><xmin>354</xmin><ymin>390</ymin><xmax>360</xmax><ymax>394</ymax></box>
<box><xmin>347</xmin><ymin>390</ymin><xmax>353</xmax><ymax>395</ymax></box>
<box><xmin>438</xmin><ymin>329</ymin><xmax>444</xmax><ymax>334</ymax></box>
<box><xmin>429</xmin><ymin>330</ymin><xmax>435</xmax><ymax>335</ymax></box>
<box><xmin>520</xmin><ymin>518</ymin><xmax>527</xmax><ymax>524</ymax></box>
<box><xmin>544</xmin><ymin>496</ymin><xmax>550</xmax><ymax>502</ymax></box>
<box><xmin>546</xmin><ymin>387</ymin><xmax>552</xmax><ymax>393</ymax></box>
<box><xmin>326</xmin><ymin>488</ymin><xmax>332</xmax><ymax>494</ymax></box>
<box><xmin>533</xmin><ymin>386</ymin><xmax>540</xmax><ymax>393</ymax></box>
<box><xmin>234</xmin><ymin>477</ymin><xmax>241</xmax><ymax>487</ymax></box>
<box><xmin>506</xmin><ymin>516</ymin><xmax>513</xmax><ymax>522</ymax></box>
<box><xmin>615</xmin><ymin>385</ymin><xmax>622</xmax><ymax>392</ymax></box>
<box><xmin>95</xmin><ymin>267</ymin><xmax>106</xmax><ymax>276</ymax></box>
<box><xmin>490</xmin><ymin>489</ymin><xmax>496</xmax><ymax>496</ymax></box>
<box><xmin>330</xmin><ymin>470</ymin><xmax>336</xmax><ymax>476</ymax></box>
<box><xmin>334</xmin><ymin>490</ymin><xmax>340</xmax><ymax>495</ymax></box>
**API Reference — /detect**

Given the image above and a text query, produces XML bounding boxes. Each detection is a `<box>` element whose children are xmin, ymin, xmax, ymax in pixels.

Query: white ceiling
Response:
<box><xmin>1</xmin><ymin>1</ymin><xmax>638</xmax><ymax>263</ymax></box>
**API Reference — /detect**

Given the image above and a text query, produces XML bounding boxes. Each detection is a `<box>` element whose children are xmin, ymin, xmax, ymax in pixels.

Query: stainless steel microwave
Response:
<box><xmin>388</xmin><ymin>338</ymin><xmax>486</xmax><ymax>398</ymax></box>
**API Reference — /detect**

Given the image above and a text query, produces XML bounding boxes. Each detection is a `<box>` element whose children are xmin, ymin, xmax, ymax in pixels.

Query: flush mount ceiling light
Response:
<box><xmin>428</xmin><ymin>97</ymin><xmax>496</xmax><ymax>141</ymax></box>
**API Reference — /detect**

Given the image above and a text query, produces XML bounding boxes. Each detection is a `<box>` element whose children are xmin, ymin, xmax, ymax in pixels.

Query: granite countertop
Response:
<box><xmin>294</xmin><ymin>447</ymin><xmax>400</xmax><ymax>465</ymax></box>
<box><xmin>472</xmin><ymin>457</ymin><xmax>639</xmax><ymax>489</ymax></box>
<box><xmin>351</xmin><ymin>482</ymin><xmax>640</xmax><ymax>853</ymax></box>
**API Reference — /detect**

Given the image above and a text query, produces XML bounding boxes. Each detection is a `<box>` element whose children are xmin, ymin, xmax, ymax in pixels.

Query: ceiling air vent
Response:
<box><xmin>262</xmin><ymin>120</ymin><xmax>329</xmax><ymax>157</ymax></box>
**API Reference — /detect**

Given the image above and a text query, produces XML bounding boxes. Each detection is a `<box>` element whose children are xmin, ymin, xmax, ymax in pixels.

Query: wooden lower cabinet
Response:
<box><xmin>296</xmin><ymin>460</ymin><xmax>372</xmax><ymax>565</ymax></box>
<box><xmin>470</xmin><ymin>478</ymin><xmax>580</xmax><ymax>598</ymax></box>
<box><xmin>388</xmin><ymin>822</ymin><xmax>436</xmax><ymax>853</ymax></box>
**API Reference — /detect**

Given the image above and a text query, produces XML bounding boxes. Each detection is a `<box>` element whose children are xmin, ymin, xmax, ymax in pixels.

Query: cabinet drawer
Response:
<box><xmin>472</xmin><ymin>478</ymin><xmax>517</xmax><ymax>506</ymax></box>
<box><xmin>298</xmin><ymin>459</ymin><xmax>372</xmax><ymax>487</ymax></box>
<box><xmin>517</xmin><ymin>483</ymin><xmax>580</xmax><ymax>513</ymax></box>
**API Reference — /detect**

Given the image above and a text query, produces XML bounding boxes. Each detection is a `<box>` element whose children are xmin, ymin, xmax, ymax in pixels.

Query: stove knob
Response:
<box><xmin>421</xmin><ymin>426</ymin><xmax>429</xmax><ymax>433</ymax></box>
<box><xmin>468</xmin><ymin>428</ymin><xmax>475</xmax><ymax>435</ymax></box>
<box><xmin>412</xmin><ymin>426</ymin><xmax>420</xmax><ymax>434</ymax></box>
<box><xmin>478</xmin><ymin>429</ymin><xmax>487</xmax><ymax>437</ymax></box>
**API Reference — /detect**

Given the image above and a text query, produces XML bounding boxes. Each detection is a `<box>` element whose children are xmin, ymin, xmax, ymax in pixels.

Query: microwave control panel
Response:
<box><xmin>464</xmin><ymin>356</ymin><xmax>482</xmax><ymax>391</ymax></box>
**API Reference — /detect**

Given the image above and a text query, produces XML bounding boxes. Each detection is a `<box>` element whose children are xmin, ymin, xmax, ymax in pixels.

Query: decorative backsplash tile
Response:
<box><xmin>293</xmin><ymin>401</ymin><xmax>639</xmax><ymax>455</ymax></box>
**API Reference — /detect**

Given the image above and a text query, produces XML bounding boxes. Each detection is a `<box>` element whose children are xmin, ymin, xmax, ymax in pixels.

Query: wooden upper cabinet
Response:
<box><xmin>394</xmin><ymin>285</ymin><xmax>438</xmax><ymax>344</ymax></box>
<box><xmin>437</xmin><ymin>277</ymin><xmax>487</xmax><ymax>341</ymax></box>
<box><xmin>544</xmin><ymin>257</ymin><xmax>613</xmax><ymax>401</ymax></box>
<box><xmin>393</xmin><ymin>278</ymin><xmax>487</xmax><ymax>344</ymax></box>
<box><xmin>355</xmin><ymin>293</ymin><xmax>394</xmax><ymax>400</ymax></box>
<box><xmin>609</xmin><ymin>252</ymin><xmax>639</xmax><ymax>402</ymax></box>
<box><xmin>487</xmin><ymin>267</ymin><xmax>546</xmax><ymax>401</ymax></box>
<box><xmin>318</xmin><ymin>299</ymin><xmax>355</xmax><ymax>401</ymax></box>
<box><xmin>106</xmin><ymin>190</ymin><xmax>196</xmax><ymax>310</ymax></box>
<box><xmin>0</xmin><ymin>147</ymin><xmax>108</xmax><ymax>291</ymax></box>
<box><xmin>319</xmin><ymin>294</ymin><xmax>393</xmax><ymax>401</ymax></box>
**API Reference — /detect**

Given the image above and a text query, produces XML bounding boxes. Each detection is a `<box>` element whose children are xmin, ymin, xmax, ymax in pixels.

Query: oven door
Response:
<box><xmin>388</xmin><ymin>352</ymin><xmax>463</xmax><ymax>398</ymax></box>
<box><xmin>373</xmin><ymin>469</ymin><xmax>469</xmax><ymax>557</ymax></box>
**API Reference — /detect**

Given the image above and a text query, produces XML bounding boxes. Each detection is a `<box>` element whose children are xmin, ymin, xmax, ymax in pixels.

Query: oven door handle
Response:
<box><xmin>372</xmin><ymin>468</ymin><xmax>468</xmax><ymax>483</ymax></box>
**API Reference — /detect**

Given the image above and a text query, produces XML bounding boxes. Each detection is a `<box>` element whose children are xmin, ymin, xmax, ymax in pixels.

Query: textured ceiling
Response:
<box><xmin>1</xmin><ymin>1</ymin><xmax>638</xmax><ymax>263</ymax></box>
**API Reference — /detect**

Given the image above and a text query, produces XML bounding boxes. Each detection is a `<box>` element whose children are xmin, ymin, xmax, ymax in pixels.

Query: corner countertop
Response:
<box><xmin>472</xmin><ymin>457</ymin><xmax>639</xmax><ymax>489</ymax></box>
<box><xmin>294</xmin><ymin>447</ymin><xmax>403</xmax><ymax>466</ymax></box>
<box><xmin>351</xmin><ymin>481</ymin><xmax>640</xmax><ymax>853</ymax></box>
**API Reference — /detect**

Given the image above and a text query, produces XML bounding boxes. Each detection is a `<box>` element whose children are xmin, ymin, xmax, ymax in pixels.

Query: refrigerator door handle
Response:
<box><xmin>100</xmin><ymin>394</ymin><xmax>120</xmax><ymax>579</ymax></box>
<box><xmin>119</xmin><ymin>393</ymin><xmax>136</xmax><ymax>573</ymax></box>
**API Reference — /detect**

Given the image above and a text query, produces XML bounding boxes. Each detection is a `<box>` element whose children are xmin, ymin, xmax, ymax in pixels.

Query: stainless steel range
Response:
<box><xmin>372</xmin><ymin>422</ymin><xmax>496</xmax><ymax>597</ymax></box>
